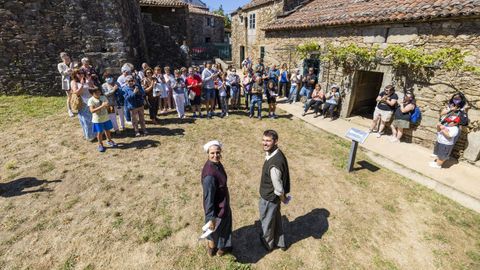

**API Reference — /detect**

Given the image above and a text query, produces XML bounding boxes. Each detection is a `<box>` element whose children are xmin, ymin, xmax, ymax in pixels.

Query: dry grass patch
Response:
<box><xmin>0</xmin><ymin>96</ymin><xmax>479</xmax><ymax>269</ymax></box>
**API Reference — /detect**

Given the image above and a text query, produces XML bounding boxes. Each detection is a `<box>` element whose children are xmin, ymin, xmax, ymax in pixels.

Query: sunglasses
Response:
<box><xmin>127</xmin><ymin>80</ymin><xmax>135</xmax><ymax>82</ymax></box>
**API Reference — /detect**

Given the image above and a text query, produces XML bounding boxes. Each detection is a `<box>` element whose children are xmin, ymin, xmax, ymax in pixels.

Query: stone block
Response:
<box><xmin>386</xmin><ymin>27</ymin><xmax>418</xmax><ymax>43</ymax></box>
<box><xmin>362</xmin><ymin>28</ymin><xmax>387</xmax><ymax>43</ymax></box>
<box><xmin>463</xmin><ymin>131</ymin><xmax>480</xmax><ymax>162</ymax></box>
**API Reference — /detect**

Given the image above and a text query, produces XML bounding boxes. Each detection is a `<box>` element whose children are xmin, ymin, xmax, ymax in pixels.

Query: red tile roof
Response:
<box><xmin>241</xmin><ymin>0</ymin><xmax>275</xmax><ymax>11</ymax></box>
<box><xmin>138</xmin><ymin>0</ymin><xmax>187</xmax><ymax>7</ymax></box>
<box><xmin>265</xmin><ymin>0</ymin><xmax>480</xmax><ymax>30</ymax></box>
<box><xmin>189</xmin><ymin>5</ymin><xmax>224</xmax><ymax>18</ymax></box>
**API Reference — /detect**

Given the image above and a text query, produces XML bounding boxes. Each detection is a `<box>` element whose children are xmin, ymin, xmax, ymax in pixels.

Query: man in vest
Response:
<box><xmin>259</xmin><ymin>129</ymin><xmax>291</xmax><ymax>251</ymax></box>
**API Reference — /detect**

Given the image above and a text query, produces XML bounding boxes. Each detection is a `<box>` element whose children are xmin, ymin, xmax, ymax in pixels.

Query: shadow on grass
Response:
<box><xmin>232</xmin><ymin>208</ymin><xmax>330</xmax><ymax>264</ymax></box>
<box><xmin>116</xmin><ymin>139</ymin><xmax>160</xmax><ymax>150</ymax></box>
<box><xmin>354</xmin><ymin>160</ymin><xmax>381</xmax><ymax>172</ymax></box>
<box><xmin>113</xmin><ymin>127</ymin><xmax>185</xmax><ymax>139</ymax></box>
<box><xmin>158</xmin><ymin>118</ymin><xmax>196</xmax><ymax>125</ymax></box>
<box><xmin>0</xmin><ymin>177</ymin><xmax>62</xmax><ymax>198</ymax></box>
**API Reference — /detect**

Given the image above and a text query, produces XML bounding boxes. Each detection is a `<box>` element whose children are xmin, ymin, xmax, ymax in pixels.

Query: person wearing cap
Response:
<box><xmin>430</xmin><ymin>115</ymin><xmax>460</xmax><ymax>169</ymax></box>
<box><xmin>201</xmin><ymin>140</ymin><xmax>232</xmax><ymax>257</ymax></box>
<box><xmin>322</xmin><ymin>84</ymin><xmax>341</xmax><ymax>120</ymax></box>
<box><xmin>369</xmin><ymin>85</ymin><xmax>398</xmax><ymax>138</ymax></box>
<box><xmin>259</xmin><ymin>130</ymin><xmax>290</xmax><ymax>252</ymax></box>
<box><xmin>123</xmin><ymin>75</ymin><xmax>147</xmax><ymax>137</ymax></box>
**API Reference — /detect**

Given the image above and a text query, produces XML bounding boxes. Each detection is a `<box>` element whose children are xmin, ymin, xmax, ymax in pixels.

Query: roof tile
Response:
<box><xmin>265</xmin><ymin>0</ymin><xmax>480</xmax><ymax>31</ymax></box>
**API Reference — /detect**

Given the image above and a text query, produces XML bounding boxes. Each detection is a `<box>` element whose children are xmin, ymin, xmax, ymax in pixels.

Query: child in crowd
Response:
<box><xmin>217</xmin><ymin>73</ymin><xmax>229</xmax><ymax>117</ymax></box>
<box><xmin>250</xmin><ymin>77</ymin><xmax>263</xmax><ymax>119</ymax></box>
<box><xmin>429</xmin><ymin>115</ymin><xmax>460</xmax><ymax>169</ymax></box>
<box><xmin>266</xmin><ymin>80</ymin><xmax>278</xmax><ymax>119</ymax></box>
<box><xmin>88</xmin><ymin>88</ymin><xmax>117</xmax><ymax>152</ymax></box>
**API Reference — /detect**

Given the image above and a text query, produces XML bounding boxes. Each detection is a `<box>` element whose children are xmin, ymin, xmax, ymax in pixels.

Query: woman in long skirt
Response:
<box><xmin>201</xmin><ymin>140</ymin><xmax>233</xmax><ymax>256</ymax></box>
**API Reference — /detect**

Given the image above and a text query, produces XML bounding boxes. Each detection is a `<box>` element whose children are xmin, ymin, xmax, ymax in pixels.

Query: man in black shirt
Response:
<box><xmin>369</xmin><ymin>85</ymin><xmax>398</xmax><ymax>138</ymax></box>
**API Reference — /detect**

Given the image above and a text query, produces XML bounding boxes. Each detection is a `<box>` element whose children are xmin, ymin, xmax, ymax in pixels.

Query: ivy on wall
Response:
<box><xmin>295</xmin><ymin>42</ymin><xmax>480</xmax><ymax>82</ymax></box>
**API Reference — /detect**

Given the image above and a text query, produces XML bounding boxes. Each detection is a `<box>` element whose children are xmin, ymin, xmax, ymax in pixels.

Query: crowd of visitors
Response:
<box><xmin>59</xmin><ymin>53</ymin><xmax>470</xmax><ymax>168</ymax></box>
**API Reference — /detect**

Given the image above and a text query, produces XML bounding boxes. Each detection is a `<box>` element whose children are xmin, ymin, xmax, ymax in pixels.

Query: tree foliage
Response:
<box><xmin>212</xmin><ymin>5</ymin><xmax>231</xmax><ymax>29</ymax></box>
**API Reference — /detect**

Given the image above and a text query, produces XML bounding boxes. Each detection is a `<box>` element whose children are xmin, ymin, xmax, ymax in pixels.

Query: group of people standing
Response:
<box><xmin>367</xmin><ymin>85</ymin><xmax>470</xmax><ymax>169</ymax></box>
<box><xmin>201</xmin><ymin>130</ymin><xmax>291</xmax><ymax>256</ymax></box>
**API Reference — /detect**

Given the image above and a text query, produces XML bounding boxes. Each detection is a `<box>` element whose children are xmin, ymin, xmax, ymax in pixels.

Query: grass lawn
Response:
<box><xmin>0</xmin><ymin>95</ymin><xmax>479</xmax><ymax>269</ymax></box>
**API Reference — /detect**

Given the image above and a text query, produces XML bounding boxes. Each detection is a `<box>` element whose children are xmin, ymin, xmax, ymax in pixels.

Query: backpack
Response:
<box><xmin>410</xmin><ymin>106</ymin><xmax>421</xmax><ymax>124</ymax></box>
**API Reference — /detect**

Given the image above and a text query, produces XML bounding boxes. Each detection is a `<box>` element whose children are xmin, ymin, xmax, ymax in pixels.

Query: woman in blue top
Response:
<box><xmin>123</xmin><ymin>75</ymin><xmax>147</xmax><ymax>137</ymax></box>
<box><xmin>278</xmin><ymin>63</ymin><xmax>289</xmax><ymax>98</ymax></box>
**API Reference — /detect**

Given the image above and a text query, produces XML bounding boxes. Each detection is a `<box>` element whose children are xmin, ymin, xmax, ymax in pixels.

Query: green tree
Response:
<box><xmin>213</xmin><ymin>5</ymin><xmax>231</xmax><ymax>29</ymax></box>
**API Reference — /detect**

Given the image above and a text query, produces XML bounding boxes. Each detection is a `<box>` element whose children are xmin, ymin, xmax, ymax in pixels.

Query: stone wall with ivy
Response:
<box><xmin>0</xmin><ymin>0</ymin><xmax>148</xmax><ymax>95</ymax></box>
<box><xmin>264</xmin><ymin>19</ymin><xmax>480</xmax><ymax>161</ymax></box>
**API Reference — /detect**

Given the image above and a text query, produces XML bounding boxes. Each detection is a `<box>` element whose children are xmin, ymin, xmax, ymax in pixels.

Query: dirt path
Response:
<box><xmin>1</xmin><ymin>106</ymin><xmax>479</xmax><ymax>270</ymax></box>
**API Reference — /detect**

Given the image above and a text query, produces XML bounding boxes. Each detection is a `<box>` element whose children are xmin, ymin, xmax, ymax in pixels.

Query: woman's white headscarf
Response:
<box><xmin>203</xmin><ymin>140</ymin><xmax>222</xmax><ymax>153</ymax></box>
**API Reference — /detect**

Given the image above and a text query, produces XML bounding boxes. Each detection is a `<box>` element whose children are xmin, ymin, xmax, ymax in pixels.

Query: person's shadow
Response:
<box><xmin>0</xmin><ymin>177</ymin><xmax>61</xmax><ymax>198</ymax></box>
<box><xmin>232</xmin><ymin>208</ymin><xmax>330</xmax><ymax>263</ymax></box>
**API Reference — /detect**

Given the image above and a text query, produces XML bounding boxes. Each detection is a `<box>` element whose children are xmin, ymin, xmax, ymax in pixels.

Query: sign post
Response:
<box><xmin>345</xmin><ymin>128</ymin><xmax>369</xmax><ymax>172</ymax></box>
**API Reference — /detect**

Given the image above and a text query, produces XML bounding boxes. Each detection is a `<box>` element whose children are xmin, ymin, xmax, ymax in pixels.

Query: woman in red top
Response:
<box><xmin>185</xmin><ymin>67</ymin><xmax>203</xmax><ymax>118</ymax></box>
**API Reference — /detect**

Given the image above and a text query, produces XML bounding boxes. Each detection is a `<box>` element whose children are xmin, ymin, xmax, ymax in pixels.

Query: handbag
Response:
<box><xmin>188</xmin><ymin>90</ymin><xmax>196</xmax><ymax>101</ymax></box>
<box><xmin>70</xmin><ymin>93</ymin><xmax>82</xmax><ymax>112</ymax></box>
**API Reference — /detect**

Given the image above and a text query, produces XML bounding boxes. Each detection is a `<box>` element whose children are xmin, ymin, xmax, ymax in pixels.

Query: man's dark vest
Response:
<box><xmin>201</xmin><ymin>160</ymin><xmax>229</xmax><ymax>218</ymax></box>
<box><xmin>260</xmin><ymin>149</ymin><xmax>290</xmax><ymax>202</ymax></box>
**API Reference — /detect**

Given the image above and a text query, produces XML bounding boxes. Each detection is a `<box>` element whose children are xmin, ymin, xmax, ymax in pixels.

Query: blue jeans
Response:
<box><xmin>205</xmin><ymin>88</ymin><xmax>215</xmax><ymax>100</ymax></box>
<box><xmin>250</xmin><ymin>95</ymin><xmax>262</xmax><ymax>117</ymax></box>
<box><xmin>77</xmin><ymin>104</ymin><xmax>94</xmax><ymax>140</ymax></box>
<box><xmin>289</xmin><ymin>85</ymin><xmax>298</xmax><ymax>102</ymax></box>
<box><xmin>184</xmin><ymin>88</ymin><xmax>191</xmax><ymax>106</ymax></box>
<box><xmin>299</xmin><ymin>87</ymin><xmax>312</xmax><ymax>99</ymax></box>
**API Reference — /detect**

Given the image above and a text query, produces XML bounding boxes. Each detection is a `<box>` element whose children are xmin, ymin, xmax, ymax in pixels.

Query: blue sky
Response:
<box><xmin>202</xmin><ymin>0</ymin><xmax>250</xmax><ymax>14</ymax></box>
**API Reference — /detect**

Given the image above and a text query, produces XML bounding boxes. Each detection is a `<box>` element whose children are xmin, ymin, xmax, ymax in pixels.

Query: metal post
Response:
<box><xmin>347</xmin><ymin>140</ymin><xmax>359</xmax><ymax>172</ymax></box>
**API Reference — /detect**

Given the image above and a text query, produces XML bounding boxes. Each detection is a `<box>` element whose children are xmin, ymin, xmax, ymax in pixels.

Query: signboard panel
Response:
<box><xmin>345</xmin><ymin>128</ymin><xmax>369</xmax><ymax>144</ymax></box>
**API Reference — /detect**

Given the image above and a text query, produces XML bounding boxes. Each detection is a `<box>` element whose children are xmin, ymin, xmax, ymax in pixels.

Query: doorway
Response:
<box><xmin>348</xmin><ymin>71</ymin><xmax>384</xmax><ymax>118</ymax></box>
<box><xmin>240</xmin><ymin>46</ymin><xmax>245</xmax><ymax>67</ymax></box>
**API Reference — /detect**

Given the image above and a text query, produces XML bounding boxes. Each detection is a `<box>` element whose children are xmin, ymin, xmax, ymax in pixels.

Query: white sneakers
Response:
<box><xmin>428</xmin><ymin>161</ymin><xmax>442</xmax><ymax>169</ymax></box>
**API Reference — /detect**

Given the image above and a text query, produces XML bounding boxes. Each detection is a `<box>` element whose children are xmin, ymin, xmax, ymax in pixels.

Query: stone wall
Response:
<box><xmin>189</xmin><ymin>13</ymin><xmax>224</xmax><ymax>47</ymax></box>
<box><xmin>231</xmin><ymin>1</ymin><xmax>284</xmax><ymax>68</ymax></box>
<box><xmin>0</xmin><ymin>0</ymin><xmax>148</xmax><ymax>95</ymax></box>
<box><xmin>140</xmin><ymin>6</ymin><xmax>189</xmax><ymax>44</ymax></box>
<box><xmin>262</xmin><ymin>19</ymin><xmax>480</xmax><ymax>160</ymax></box>
<box><xmin>141</xmin><ymin>13</ymin><xmax>186</xmax><ymax>68</ymax></box>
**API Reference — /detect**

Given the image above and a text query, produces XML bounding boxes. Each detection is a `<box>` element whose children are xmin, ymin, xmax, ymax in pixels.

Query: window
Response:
<box><xmin>249</xmin><ymin>14</ymin><xmax>256</xmax><ymax>29</ymax></box>
<box><xmin>205</xmin><ymin>37</ymin><xmax>211</xmax><ymax>43</ymax></box>
<box><xmin>207</xmin><ymin>17</ymin><xmax>215</xmax><ymax>27</ymax></box>
<box><xmin>260</xmin><ymin>46</ymin><xmax>265</xmax><ymax>60</ymax></box>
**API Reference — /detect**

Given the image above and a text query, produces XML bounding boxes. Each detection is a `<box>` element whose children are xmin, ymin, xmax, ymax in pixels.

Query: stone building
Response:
<box><xmin>232</xmin><ymin>0</ymin><xmax>480</xmax><ymax>162</ymax></box>
<box><xmin>0</xmin><ymin>0</ymin><xmax>148</xmax><ymax>95</ymax></box>
<box><xmin>188</xmin><ymin>5</ymin><xmax>225</xmax><ymax>47</ymax></box>
<box><xmin>139</xmin><ymin>0</ymin><xmax>225</xmax><ymax>49</ymax></box>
